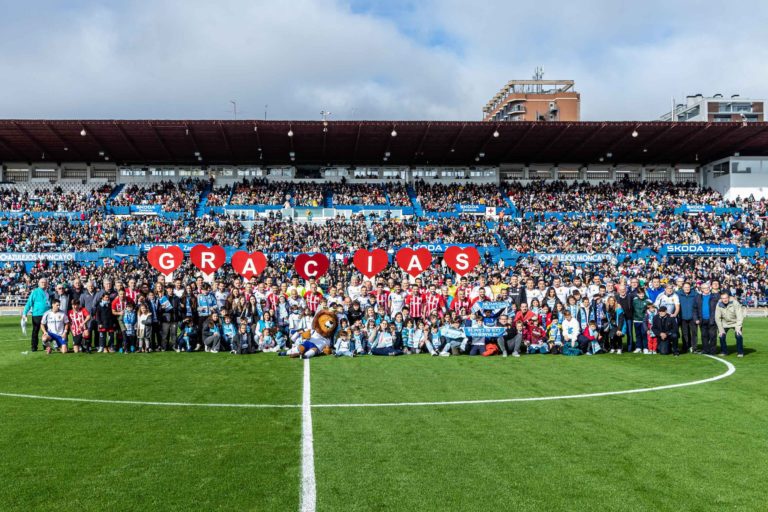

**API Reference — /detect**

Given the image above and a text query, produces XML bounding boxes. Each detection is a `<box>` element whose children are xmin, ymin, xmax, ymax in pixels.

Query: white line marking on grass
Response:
<box><xmin>0</xmin><ymin>392</ymin><xmax>300</xmax><ymax>409</ymax></box>
<box><xmin>0</xmin><ymin>355</ymin><xmax>735</xmax><ymax>410</ymax></box>
<box><xmin>312</xmin><ymin>355</ymin><xmax>736</xmax><ymax>408</ymax></box>
<box><xmin>300</xmin><ymin>357</ymin><xmax>317</xmax><ymax>512</ymax></box>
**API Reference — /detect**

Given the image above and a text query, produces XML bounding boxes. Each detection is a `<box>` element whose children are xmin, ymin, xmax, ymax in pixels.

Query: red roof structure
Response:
<box><xmin>1</xmin><ymin>120</ymin><xmax>767</xmax><ymax>166</ymax></box>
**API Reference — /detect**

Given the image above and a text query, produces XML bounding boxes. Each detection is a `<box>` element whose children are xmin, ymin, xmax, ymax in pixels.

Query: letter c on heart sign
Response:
<box><xmin>295</xmin><ymin>253</ymin><xmax>330</xmax><ymax>280</ymax></box>
<box><xmin>190</xmin><ymin>245</ymin><xmax>226</xmax><ymax>275</ymax></box>
<box><xmin>147</xmin><ymin>246</ymin><xmax>183</xmax><ymax>276</ymax></box>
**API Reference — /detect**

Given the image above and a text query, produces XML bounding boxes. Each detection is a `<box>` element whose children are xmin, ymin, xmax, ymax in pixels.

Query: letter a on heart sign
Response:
<box><xmin>231</xmin><ymin>251</ymin><xmax>268</xmax><ymax>280</ymax></box>
<box><xmin>190</xmin><ymin>244</ymin><xmax>226</xmax><ymax>275</ymax></box>
<box><xmin>444</xmin><ymin>246</ymin><xmax>480</xmax><ymax>277</ymax></box>
<box><xmin>395</xmin><ymin>248</ymin><xmax>432</xmax><ymax>278</ymax></box>
<box><xmin>295</xmin><ymin>253</ymin><xmax>330</xmax><ymax>280</ymax></box>
<box><xmin>147</xmin><ymin>246</ymin><xmax>183</xmax><ymax>276</ymax></box>
<box><xmin>353</xmin><ymin>249</ymin><xmax>388</xmax><ymax>279</ymax></box>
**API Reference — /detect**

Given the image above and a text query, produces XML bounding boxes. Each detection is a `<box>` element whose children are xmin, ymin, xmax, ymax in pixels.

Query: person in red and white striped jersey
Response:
<box><xmin>451</xmin><ymin>289</ymin><xmax>472</xmax><ymax>314</ymax></box>
<box><xmin>303</xmin><ymin>283</ymin><xmax>324</xmax><ymax>313</ymax></box>
<box><xmin>67</xmin><ymin>299</ymin><xmax>91</xmax><ymax>353</ymax></box>
<box><xmin>423</xmin><ymin>284</ymin><xmax>447</xmax><ymax>318</ymax></box>
<box><xmin>405</xmin><ymin>284</ymin><xmax>425</xmax><ymax>319</ymax></box>
<box><xmin>372</xmin><ymin>282</ymin><xmax>390</xmax><ymax>314</ymax></box>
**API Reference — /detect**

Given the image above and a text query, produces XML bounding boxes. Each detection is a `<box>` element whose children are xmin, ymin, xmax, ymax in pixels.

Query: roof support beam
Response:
<box><xmin>557</xmin><ymin>123</ymin><xmax>606</xmax><ymax>163</ymax></box>
<box><xmin>351</xmin><ymin>123</ymin><xmax>363</xmax><ymax>164</ymax></box>
<box><xmin>0</xmin><ymin>132</ymin><xmax>30</xmax><ymax>162</ymax></box>
<box><xmin>12</xmin><ymin>122</ymin><xmax>50</xmax><ymax>161</ymax></box>
<box><xmin>148</xmin><ymin>122</ymin><xmax>174</xmax><ymax>161</ymax></box>
<box><xmin>45</xmin><ymin>122</ymin><xmax>86</xmax><ymax>162</ymax></box>
<box><xmin>442</xmin><ymin>123</ymin><xmax>468</xmax><ymax>161</ymax></box>
<box><xmin>499</xmin><ymin>123</ymin><xmax>536</xmax><ymax>163</ymax></box>
<box><xmin>413</xmin><ymin>122</ymin><xmax>432</xmax><ymax>159</ymax></box>
<box><xmin>217</xmin><ymin>122</ymin><xmax>235</xmax><ymax>162</ymax></box>
<box><xmin>624</xmin><ymin>124</ymin><xmax>676</xmax><ymax>163</ymax></box>
<box><xmin>532</xmin><ymin>123</ymin><xmax>572</xmax><ymax>162</ymax></box>
<box><xmin>113</xmin><ymin>122</ymin><xmax>146</xmax><ymax>161</ymax></box>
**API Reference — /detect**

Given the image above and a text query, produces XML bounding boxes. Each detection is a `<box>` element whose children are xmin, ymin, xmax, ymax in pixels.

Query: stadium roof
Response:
<box><xmin>1</xmin><ymin>120</ymin><xmax>767</xmax><ymax>167</ymax></box>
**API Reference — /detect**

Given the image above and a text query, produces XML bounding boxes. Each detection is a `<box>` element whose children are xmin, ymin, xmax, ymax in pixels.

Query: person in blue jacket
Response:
<box><xmin>676</xmin><ymin>282</ymin><xmax>698</xmax><ymax>353</ymax></box>
<box><xmin>22</xmin><ymin>278</ymin><xmax>51</xmax><ymax>352</ymax></box>
<box><xmin>693</xmin><ymin>283</ymin><xmax>720</xmax><ymax>355</ymax></box>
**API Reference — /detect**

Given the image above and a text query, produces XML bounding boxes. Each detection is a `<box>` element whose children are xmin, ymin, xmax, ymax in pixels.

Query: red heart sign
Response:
<box><xmin>147</xmin><ymin>246</ymin><xmax>183</xmax><ymax>276</ymax></box>
<box><xmin>295</xmin><ymin>253</ymin><xmax>330</xmax><ymax>280</ymax></box>
<box><xmin>231</xmin><ymin>250</ymin><xmax>268</xmax><ymax>280</ymax></box>
<box><xmin>353</xmin><ymin>248</ymin><xmax>388</xmax><ymax>279</ymax></box>
<box><xmin>395</xmin><ymin>248</ymin><xmax>432</xmax><ymax>278</ymax></box>
<box><xmin>443</xmin><ymin>246</ymin><xmax>480</xmax><ymax>277</ymax></box>
<box><xmin>190</xmin><ymin>244</ymin><xmax>226</xmax><ymax>275</ymax></box>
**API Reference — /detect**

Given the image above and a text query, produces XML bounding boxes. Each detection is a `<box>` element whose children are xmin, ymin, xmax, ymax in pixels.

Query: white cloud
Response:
<box><xmin>0</xmin><ymin>0</ymin><xmax>766</xmax><ymax>120</ymax></box>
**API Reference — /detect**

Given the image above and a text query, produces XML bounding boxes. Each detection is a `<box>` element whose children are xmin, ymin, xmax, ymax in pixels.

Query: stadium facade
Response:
<box><xmin>1</xmin><ymin>119</ymin><xmax>768</xmax><ymax>200</ymax></box>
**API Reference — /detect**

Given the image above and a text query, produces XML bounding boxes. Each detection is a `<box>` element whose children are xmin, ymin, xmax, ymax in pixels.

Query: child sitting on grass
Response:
<box><xmin>176</xmin><ymin>318</ymin><xmax>196</xmax><ymax>353</ymax></box>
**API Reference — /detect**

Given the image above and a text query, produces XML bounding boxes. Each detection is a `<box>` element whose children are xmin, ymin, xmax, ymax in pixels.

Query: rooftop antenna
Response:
<box><xmin>230</xmin><ymin>100</ymin><xmax>237</xmax><ymax>120</ymax></box>
<box><xmin>533</xmin><ymin>66</ymin><xmax>544</xmax><ymax>93</ymax></box>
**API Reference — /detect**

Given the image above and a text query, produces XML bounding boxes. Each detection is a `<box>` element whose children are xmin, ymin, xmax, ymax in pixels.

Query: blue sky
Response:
<box><xmin>0</xmin><ymin>0</ymin><xmax>766</xmax><ymax>120</ymax></box>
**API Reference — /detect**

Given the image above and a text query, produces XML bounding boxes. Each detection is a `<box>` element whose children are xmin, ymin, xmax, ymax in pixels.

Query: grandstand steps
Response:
<box><xmin>195</xmin><ymin>182</ymin><xmax>213</xmax><ymax>217</ymax></box>
<box><xmin>323</xmin><ymin>191</ymin><xmax>333</xmax><ymax>208</ymax></box>
<box><xmin>106</xmin><ymin>184</ymin><xmax>124</xmax><ymax>206</ymax></box>
<box><xmin>406</xmin><ymin>185</ymin><xmax>423</xmax><ymax>217</ymax></box>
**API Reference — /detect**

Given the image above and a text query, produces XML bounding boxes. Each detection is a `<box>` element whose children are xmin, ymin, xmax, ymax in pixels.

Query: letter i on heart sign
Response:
<box><xmin>353</xmin><ymin>249</ymin><xmax>388</xmax><ymax>279</ymax></box>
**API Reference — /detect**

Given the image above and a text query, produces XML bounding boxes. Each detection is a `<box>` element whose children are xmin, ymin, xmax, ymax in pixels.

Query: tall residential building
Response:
<box><xmin>660</xmin><ymin>93</ymin><xmax>765</xmax><ymax>122</ymax></box>
<box><xmin>483</xmin><ymin>68</ymin><xmax>580</xmax><ymax>122</ymax></box>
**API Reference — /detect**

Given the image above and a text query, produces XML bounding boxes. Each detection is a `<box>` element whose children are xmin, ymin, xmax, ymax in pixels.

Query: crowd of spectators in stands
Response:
<box><xmin>246</xmin><ymin>213</ymin><xmax>369</xmax><ymax>253</ymax></box>
<box><xmin>497</xmin><ymin>212</ymin><xmax>767</xmax><ymax>254</ymax></box>
<box><xmin>332</xmin><ymin>184</ymin><xmax>388</xmax><ymax>206</ymax></box>
<box><xmin>415</xmin><ymin>181</ymin><xmax>507</xmax><ymax>211</ymax></box>
<box><xmin>112</xmin><ymin>179</ymin><xmax>207</xmax><ymax>214</ymax></box>
<box><xmin>0</xmin><ymin>185</ymin><xmax>112</xmax><ymax>212</ymax></box>
<box><xmin>504</xmin><ymin>179</ymin><xmax>761</xmax><ymax>214</ymax></box>
<box><xmin>118</xmin><ymin>215</ymin><xmax>244</xmax><ymax>246</ymax></box>
<box><xmin>384</xmin><ymin>183</ymin><xmax>411</xmax><ymax>207</ymax></box>
<box><xmin>0</xmin><ymin>213</ymin><xmax>245</xmax><ymax>252</ymax></box>
<box><xmin>229</xmin><ymin>179</ymin><xmax>292</xmax><ymax>206</ymax></box>
<box><xmin>370</xmin><ymin>216</ymin><xmax>498</xmax><ymax>246</ymax></box>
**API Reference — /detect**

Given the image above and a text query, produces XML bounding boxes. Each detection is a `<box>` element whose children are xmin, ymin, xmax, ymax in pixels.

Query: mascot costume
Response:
<box><xmin>286</xmin><ymin>309</ymin><xmax>338</xmax><ymax>358</ymax></box>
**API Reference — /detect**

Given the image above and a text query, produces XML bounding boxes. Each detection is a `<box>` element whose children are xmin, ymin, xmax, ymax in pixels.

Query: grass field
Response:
<box><xmin>1</xmin><ymin>317</ymin><xmax>766</xmax><ymax>512</ymax></box>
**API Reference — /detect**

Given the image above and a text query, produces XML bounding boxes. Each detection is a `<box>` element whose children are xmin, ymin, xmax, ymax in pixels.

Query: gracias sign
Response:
<box><xmin>146</xmin><ymin>245</ymin><xmax>480</xmax><ymax>280</ymax></box>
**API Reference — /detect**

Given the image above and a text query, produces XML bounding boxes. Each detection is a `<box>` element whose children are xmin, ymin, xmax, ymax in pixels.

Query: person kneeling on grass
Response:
<box><xmin>578</xmin><ymin>320</ymin><xmax>602</xmax><ymax>355</ymax></box>
<box><xmin>440</xmin><ymin>319</ymin><xmax>469</xmax><ymax>357</ymax></box>
<box><xmin>334</xmin><ymin>329</ymin><xmax>355</xmax><ymax>357</ymax></box>
<box><xmin>234</xmin><ymin>323</ymin><xmax>254</xmax><ymax>354</ymax></box>
<box><xmin>525</xmin><ymin>322</ymin><xmax>549</xmax><ymax>354</ymax></box>
<box><xmin>369</xmin><ymin>321</ymin><xmax>404</xmax><ymax>356</ymax></box>
<box><xmin>651</xmin><ymin>306</ymin><xmax>678</xmax><ymax>356</ymax></box>
<box><xmin>260</xmin><ymin>327</ymin><xmax>281</xmax><ymax>353</ymax></box>
<box><xmin>715</xmin><ymin>292</ymin><xmax>745</xmax><ymax>358</ymax></box>
<box><xmin>41</xmin><ymin>299</ymin><xmax>69</xmax><ymax>355</ymax></box>
<box><xmin>561</xmin><ymin>310</ymin><xmax>582</xmax><ymax>356</ymax></box>
<box><xmin>177</xmin><ymin>318</ymin><xmax>196</xmax><ymax>353</ymax></box>
<box><xmin>425</xmin><ymin>324</ymin><xmax>443</xmax><ymax>356</ymax></box>
<box><xmin>547</xmin><ymin>317</ymin><xmax>564</xmax><ymax>355</ymax></box>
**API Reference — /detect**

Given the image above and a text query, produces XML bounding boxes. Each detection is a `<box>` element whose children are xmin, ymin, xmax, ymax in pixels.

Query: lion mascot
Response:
<box><xmin>285</xmin><ymin>309</ymin><xmax>338</xmax><ymax>359</ymax></box>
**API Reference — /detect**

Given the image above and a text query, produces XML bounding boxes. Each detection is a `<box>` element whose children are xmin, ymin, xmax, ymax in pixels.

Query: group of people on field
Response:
<box><xmin>21</xmin><ymin>262</ymin><xmax>747</xmax><ymax>359</ymax></box>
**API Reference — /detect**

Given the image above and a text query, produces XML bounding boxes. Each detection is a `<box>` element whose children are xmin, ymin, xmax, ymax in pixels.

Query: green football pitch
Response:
<box><xmin>1</xmin><ymin>316</ymin><xmax>766</xmax><ymax>512</ymax></box>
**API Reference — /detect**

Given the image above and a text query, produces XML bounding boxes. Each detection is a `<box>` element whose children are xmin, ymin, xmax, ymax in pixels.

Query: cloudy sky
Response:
<box><xmin>1</xmin><ymin>0</ymin><xmax>766</xmax><ymax>121</ymax></box>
